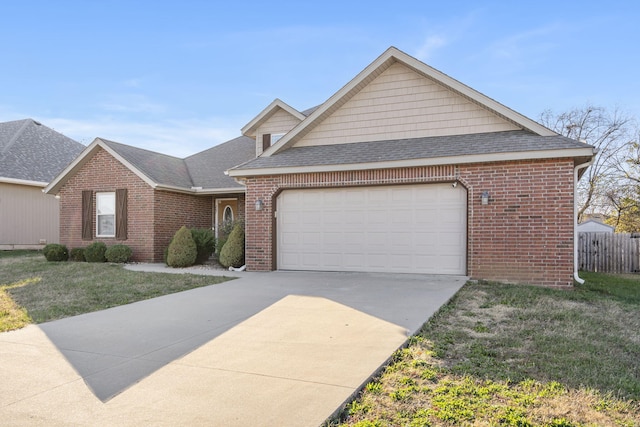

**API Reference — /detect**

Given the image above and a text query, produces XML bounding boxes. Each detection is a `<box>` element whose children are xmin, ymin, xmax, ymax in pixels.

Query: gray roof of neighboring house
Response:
<box><xmin>0</xmin><ymin>118</ymin><xmax>84</xmax><ymax>182</ymax></box>
<box><xmin>231</xmin><ymin>130</ymin><xmax>594</xmax><ymax>170</ymax></box>
<box><xmin>100</xmin><ymin>136</ymin><xmax>255</xmax><ymax>190</ymax></box>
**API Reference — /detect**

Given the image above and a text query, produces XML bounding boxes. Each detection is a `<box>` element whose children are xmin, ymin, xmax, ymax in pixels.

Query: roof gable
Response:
<box><xmin>264</xmin><ymin>47</ymin><xmax>556</xmax><ymax>157</ymax></box>
<box><xmin>241</xmin><ymin>99</ymin><xmax>306</xmax><ymax>137</ymax></box>
<box><xmin>0</xmin><ymin>119</ymin><xmax>84</xmax><ymax>184</ymax></box>
<box><xmin>294</xmin><ymin>62</ymin><xmax>521</xmax><ymax>147</ymax></box>
<box><xmin>46</xmin><ymin>136</ymin><xmax>256</xmax><ymax>195</ymax></box>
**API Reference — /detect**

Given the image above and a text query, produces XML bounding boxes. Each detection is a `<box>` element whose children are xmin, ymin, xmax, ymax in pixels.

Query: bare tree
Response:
<box><xmin>539</xmin><ymin>105</ymin><xmax>636</xmax><ymax>222</ymax></box>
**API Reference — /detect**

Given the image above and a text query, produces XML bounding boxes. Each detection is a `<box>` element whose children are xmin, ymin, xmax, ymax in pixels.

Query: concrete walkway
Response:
<box><xmin>0</xmin><ymin>266</ymin><xmax>466</xmax><ymax>426</ymax></box>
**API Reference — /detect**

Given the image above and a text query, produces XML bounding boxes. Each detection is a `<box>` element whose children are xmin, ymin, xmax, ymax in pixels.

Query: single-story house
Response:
<box><xmin>0</xmin><ymin>119</ymin><xmax>84</xmax><ymax>249</ymax></box>
<box><xmin>45</xmin><ymin>136</ymin><xmax>255</xmax><ymax>261</ymax></box>
<box><xmin>47</xmin><ymin>47</ymin><xmax>596</xmax><ymax>287</ymax></box>
<box><xmin>577</xmin><ymin>219</ymin><xmax>614</xmax><ymax>233</ymax></box>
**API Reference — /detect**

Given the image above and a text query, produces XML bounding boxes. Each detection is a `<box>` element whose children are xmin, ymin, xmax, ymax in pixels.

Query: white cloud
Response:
<box><xmin>485</xmin><ymin>24</ymin><xmax>562</xmax><ymax>62</ymax></box>
<box><xmin>37</xmin><ymin>116</ymin><xmax>246</xmax><ymax>157</ymax></box>
<box><xmin>99</xmin><ymin>93</ymin><xmax>168</xmax><ymax>114</ymax></box>
<box><xmin>414</xmin><ymin>35</ymin><xmax>447</xmax><ymax>61</ymax></box>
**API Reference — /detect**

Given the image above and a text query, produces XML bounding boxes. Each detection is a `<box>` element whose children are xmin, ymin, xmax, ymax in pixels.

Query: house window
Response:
<box><xmin>96</xmin><ymin>192</ymin><xmax>116</xmax><ymax>237</ymax></box>
<box><xmin>223</xmin><ymin>205</ymin><xmax>234</xmax><ymax>226</ymax></box>
<box><xmin>271</xmin><ymin>133</ymin><xmax>285</xmax><ymax>144</ymax></box>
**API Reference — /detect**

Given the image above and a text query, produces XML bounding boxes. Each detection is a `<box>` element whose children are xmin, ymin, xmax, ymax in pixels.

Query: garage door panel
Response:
<box><xmin>366</xmin><ymin>232</ymin><xmax>387</xmax><ymax>247</ymax></box>
<box><xmin>367</xmin><ymin>209</ymin><xmax>388</xmax><ymax>225</ymax></box>
<box><xmin>277</xmin><ymin>184</ymin><xmax>466</xmax><ymax>274</ymax></box>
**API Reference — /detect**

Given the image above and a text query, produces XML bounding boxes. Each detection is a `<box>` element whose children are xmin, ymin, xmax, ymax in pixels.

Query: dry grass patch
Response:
<box><xmin>331</xmin><ymin>275</ymin><xmax>640</xmax><ymax>426</ymax></box>
<box><xmin>337</xmin><ymin>339</ymin><xmax>639</xmax><ymax>427</ymax></box>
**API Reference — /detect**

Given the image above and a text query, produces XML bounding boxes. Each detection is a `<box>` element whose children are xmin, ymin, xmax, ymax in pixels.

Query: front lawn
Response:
<box><xmin>331</xmin><ymin>272</ymin><xmax>640</xmax><ymax>426</ymax></box>
<box><xmin>0</xmin><ymin>252</ymin><xmax>233</xmax><ymax>332</ymax></box>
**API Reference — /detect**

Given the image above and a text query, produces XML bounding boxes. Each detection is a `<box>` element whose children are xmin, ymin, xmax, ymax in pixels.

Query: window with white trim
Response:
<box><xmin>223</xmin><ymin>205</ymin><xmax>234</xmax><ymax>226</ymax></box>
<box><xmin>96</xmin><ymin>192</ymin><xmax>116</xmax><ymax>237</ymax></box>
<box><xmin>271</xmin><ymin>133</ymin><xmax>285</xmax><ymax>144</ymax></box>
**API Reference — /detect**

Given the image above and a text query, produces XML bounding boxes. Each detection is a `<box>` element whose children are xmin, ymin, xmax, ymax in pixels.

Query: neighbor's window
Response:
<box><xmin>96</xmin><ymin>192</ymin><xmax>116</xmax><ymax>237</ymax></box>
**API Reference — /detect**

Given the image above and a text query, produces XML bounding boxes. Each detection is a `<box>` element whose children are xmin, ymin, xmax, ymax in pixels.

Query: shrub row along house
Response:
<box><xmin>46</xmin><ymin>47</ymin><xmax>596</xmax><ymax>287</ymax></box>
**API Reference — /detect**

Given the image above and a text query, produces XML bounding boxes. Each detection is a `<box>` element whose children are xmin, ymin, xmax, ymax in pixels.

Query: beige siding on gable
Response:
<box><xmin>0</xmin><ymin>182</ymin><xmax>60</xmax><ymax>247</ymax></box>
<box><xmin>256</xmin><ymin>109</ymin><xmax>302</xmax><ymax>155</ymax></box>
<box><xmin>296</xmin><ymin>62</ymin><xmax>520</xmax><ymax>147</ymax></box>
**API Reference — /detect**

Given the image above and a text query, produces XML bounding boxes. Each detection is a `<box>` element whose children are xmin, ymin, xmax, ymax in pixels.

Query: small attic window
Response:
<box><xmin>262</xmin><ymin>133</ymin><xmax>286</xmax><ymax>151</ymax></box>
<box><xmin>271</xmin><ymin>133</ymin><xmax>285</xmax><ymax>144</ymax></box>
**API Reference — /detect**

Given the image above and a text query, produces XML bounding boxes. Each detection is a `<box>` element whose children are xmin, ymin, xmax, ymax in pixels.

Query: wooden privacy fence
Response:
<box><xmin>578</xmin><ymin>232</ymin><xmax>640</xmax><ymax>273</ymax></box>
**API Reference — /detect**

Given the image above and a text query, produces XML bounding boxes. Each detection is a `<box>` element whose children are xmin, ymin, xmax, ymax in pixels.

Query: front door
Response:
<box><xmin>215</xmin><ymin>198</ymin><xmax>238</xmax><ymax>239</ymax></box>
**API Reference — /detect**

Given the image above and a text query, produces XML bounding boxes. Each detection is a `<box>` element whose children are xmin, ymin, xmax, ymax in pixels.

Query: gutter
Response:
<box><xmin>574</xmin><ymin>158</ymin><xmax>595</xmax><ymax>284</ymax></box>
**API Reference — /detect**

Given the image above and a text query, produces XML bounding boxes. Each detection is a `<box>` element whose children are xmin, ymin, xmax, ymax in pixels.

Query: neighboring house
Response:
<box><xmin>0</xmin><ymin>119</ymin><xmax>84</xmax><ymax>249</ymax></box>
<box><xmin>578</xmin><ymin>220</ymin><xmax>614</xmax><ymax>233</ymax></box>
<box><xmin>47</xmin><ymin>47</ymin><xmax>596</xmax><ymax>287</ymax></box>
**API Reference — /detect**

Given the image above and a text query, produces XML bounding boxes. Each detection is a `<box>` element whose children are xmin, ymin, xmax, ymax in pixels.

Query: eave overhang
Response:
<box><xmin>228</xmin><ymin>147</ymin><xmax>596</xmax><ymax>178</ymax></box>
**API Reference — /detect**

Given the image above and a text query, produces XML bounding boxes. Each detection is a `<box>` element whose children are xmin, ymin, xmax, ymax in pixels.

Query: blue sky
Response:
<box><xmin>1</xmin><ymin>1</ymin><xmax>638</xmax><ymax>157</ymax></box>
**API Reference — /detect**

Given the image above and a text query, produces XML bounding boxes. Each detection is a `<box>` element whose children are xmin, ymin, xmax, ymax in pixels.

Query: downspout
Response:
<box><xmin>574</xmin><ymin>158</ymin><xmax>595</xmax><ymax>284</ymax></box>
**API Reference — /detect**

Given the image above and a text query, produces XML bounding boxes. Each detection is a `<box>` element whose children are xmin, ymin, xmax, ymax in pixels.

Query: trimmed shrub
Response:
<box><xmin>167</xmin><ymin>226</ymin><xmax>197</xmax><ymax>268</ymax></box>
<box><xmin>191</xmin><ymin>228</ymin><xmax>216</xmax><ymax>264</ymax></box>
<box><xmin>43</xmin><ymin>244</ymin><xmax>69</xmax><ymax>262</ymax></box>
<box><xmin>69</xmin><ymin>247</ymin><xmax>86</xmax><ymax>262</ymax></box>
<box><xmin>84</xmin><ymin>242</ymin><xmax>107</xmax><ymax>263</ymax></box>
<box><xmin>105</xmin><ymin>244</ymin><xmax>132</xmax><ymax>263</ymax></box>
<box><xmin>215</xmin><ymin>220</ymin><xmax>236</xmax><ymax>257</ymax></box>
<box><xmin>219</xmin><ymin>223</ymin><xmax>245</xmax><ymax>268</ymax></box>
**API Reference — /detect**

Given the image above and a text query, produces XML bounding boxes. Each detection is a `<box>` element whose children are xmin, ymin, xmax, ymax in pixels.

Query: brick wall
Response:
<box><xmin>59</xmin><ymin>147</ymin><xmax>215</xmax><ymax>263</ymax></box>
<box><xmin>59</xmin><ymin>147</ymin><xmax>156</xmax><ymax>261</ymax></box>
<box><xmin>462</xmin><ymin>160</ymin><xmax>575</xmax><ymax>288</ymax></box>
<box><xmin>152</xmin><ymin>190</ymin><xmax>212</xmax><ymax>261</ymax></box>
<box><xmin>243</xmin><ymin>159</ymin><xmax>576</xmax><ymax>287</ymax></box>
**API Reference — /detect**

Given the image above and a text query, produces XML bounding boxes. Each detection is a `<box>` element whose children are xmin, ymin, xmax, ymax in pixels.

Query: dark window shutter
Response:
<box><xmin>82</xmin><ymin>190</ymin><xmax>93</xmax><ymax>240</ymax></box>
<box><xmin>115</xmin><ymin>189</ymin><xmax>128</xmax><ymax>240</ymax></box>
<box><xmin>262</xmin><ymin>134</ymin><xmax>271</xmax><ymax>152</ymax></box>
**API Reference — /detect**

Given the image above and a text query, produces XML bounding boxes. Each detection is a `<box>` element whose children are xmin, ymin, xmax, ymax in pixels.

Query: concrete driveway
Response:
<box><xmin>0</xmin><ymin>267</ymin><xmax>466</xmax><ymax>426</ymax></box>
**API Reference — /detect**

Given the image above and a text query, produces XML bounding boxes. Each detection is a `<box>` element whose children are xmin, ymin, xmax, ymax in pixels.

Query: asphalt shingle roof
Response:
<box><xmin>232</xmin><ymin>130</ymin><xmax>593</xmax><ymax>170</ymax></box>
<box><xmin>100</xmin><ymin>139</ymin><xmax>194</xmax><ymax>188</ymax></box>
<box><xmin>185</xmin><ymin>136</ymin><xmax>255</xmax><ymax>188</ymax></box>
<box><xmin>100</xmin><ymin>136</ymin><xmax>255</xmax><ymax>190</ymax></box>
<box><xmin>0</xmin><ymin>119</ymin><xmax>84</xmax><ymax>182</ymax></box>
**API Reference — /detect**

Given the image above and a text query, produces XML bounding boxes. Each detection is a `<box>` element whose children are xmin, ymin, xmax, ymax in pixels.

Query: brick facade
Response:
<box><xmin>59</xmin><ymin>147</ymin><xmax>221</xmax><ymax>262</ymax></box>
<box><xmin>244</xmin><ymin>159</ymin><xmax>575</xmax><ymax>287</ymax></box>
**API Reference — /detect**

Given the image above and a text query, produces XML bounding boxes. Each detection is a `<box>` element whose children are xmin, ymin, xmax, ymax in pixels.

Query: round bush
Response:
<box><xmin>69</xmin><ymin>247</ymin><xmax>86</xmax><ymax>262</ymax></box>
<box><xmin>219</xmin><ymin>223</ymin><xmax>245</xmax><ymax>268</ymax></box>
<box><xmin>105</xmin><ymin>244</ymin><xmax>132</xmax><ymax>263</ymax></box>
<box><xmin>167</xmin><ymin>226</ymin><xmax>197</xmax><ymax>268</ymax></box>
<box><xmin>43</xmin><ymin>244</ymin><xmax>69</xmax><ymax>262</ymax></box>
<box><xmin>84</xmin><ymin>242</ymin><xmax>107</xmax><ymax>262</ymax></box>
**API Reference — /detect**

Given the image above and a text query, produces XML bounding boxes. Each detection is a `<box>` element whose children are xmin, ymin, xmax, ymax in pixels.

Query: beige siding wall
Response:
<box><xmin>0</xmin><ymin>182</ymin><xmax>60</xmax><ymax>247</ymax></box>
<box><xmin>256</xmin><ymin>109</ymin><xmax>302</xmax><ymax>155</ymax></box>
<box><xmin>296</xmin><ymin>62</ymin><xmax>520</xmax><ymax>147</ymax></box>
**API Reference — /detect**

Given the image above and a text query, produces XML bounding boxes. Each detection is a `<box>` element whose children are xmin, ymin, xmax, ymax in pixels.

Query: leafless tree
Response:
<box><xmin>539</xmin><ymin>105</ymin><xmax>636</xmax><ymax>222</ymax></box>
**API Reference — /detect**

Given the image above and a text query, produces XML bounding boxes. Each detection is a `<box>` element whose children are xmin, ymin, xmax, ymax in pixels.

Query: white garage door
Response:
<box><xmin>277</xmin><ymin>184</ymin><xmax>467</xmax><ymax>274</ymax></box>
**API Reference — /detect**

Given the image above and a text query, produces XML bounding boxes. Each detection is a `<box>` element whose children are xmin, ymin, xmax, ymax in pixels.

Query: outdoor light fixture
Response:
<box><xmin>481</xmin><ymin>191</ymin><xmax>490</xmax><ymax>205</ymax></box>
<box><xmin>255</xmin><ymin>199</ymin><xmax>264</xmax><ymax>211</ymax></box>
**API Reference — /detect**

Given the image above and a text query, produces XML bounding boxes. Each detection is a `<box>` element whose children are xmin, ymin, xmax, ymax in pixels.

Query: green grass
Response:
<box><xmin>331</xmin><ymin>273</ymin><xmax>640</xmax><ymax>427</ymax></box>
<box><xmin>0</xmin><ymin>252</ymin><xmax>234</xmax><ymax>332</ymax></box>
